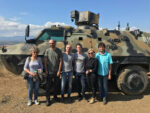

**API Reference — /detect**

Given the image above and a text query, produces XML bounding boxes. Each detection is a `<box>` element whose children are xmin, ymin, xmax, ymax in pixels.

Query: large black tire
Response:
<box><xmin>117</xmin><ymin>66</ymin><xmax>148</xmax><ymax>95</ymax></box>
<box><xmin>0</xmin><ymin>55</ymin><xmax>23</xmax><ymax>75</ymax></box>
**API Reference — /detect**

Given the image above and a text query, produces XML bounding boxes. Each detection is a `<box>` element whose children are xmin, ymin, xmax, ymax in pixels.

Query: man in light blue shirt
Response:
<box><xmin>96</xmin><ymin>42</ymin><xmax>113</xmax><ymax>105</ymax></box>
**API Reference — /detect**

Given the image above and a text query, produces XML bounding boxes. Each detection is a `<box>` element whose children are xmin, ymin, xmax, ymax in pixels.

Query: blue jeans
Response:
<box><xmin>61</xmin><ymin>71</ymin><xmax>73</xmax><ymax>95</ymax></box>
<box><xmin>75</xmin><ymin>73</ymin><xmax>86</xmax><ymax>97</ymax></box>
<box><xmin>97</xmin><ymin>75</ymin><xmax>108</xmax><ymax>98</ymax></box>
<box><xmin>27</xmin><ymin>76</ymin><xmax>39</xmax><ymax>101</ymax></box>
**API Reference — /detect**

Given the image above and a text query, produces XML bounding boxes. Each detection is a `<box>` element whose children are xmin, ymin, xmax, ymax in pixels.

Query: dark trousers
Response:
<box><xmin>46</xmin><ymin>74</ymin><xmax>59</xmax><ymax>100</ymax></box>
<box><xmin>75</xmin><ymin>73</ymin><xmax>86</xmax><ymax>97</ymax></box>
<box><xmin>97</xmin><ymin>75</ymin><xmax>108</xmax><ymax>98</ymax></box>
<box><xmin>87</xmin><ymin>73</ymin><xmax>97</xmax><ymax>98</ymax></box>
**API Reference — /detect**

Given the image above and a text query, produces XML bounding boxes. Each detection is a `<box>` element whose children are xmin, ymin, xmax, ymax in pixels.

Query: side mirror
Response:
<box><xmin>25</xmin><ymin>25</ymin><xmax>30</xmax><ymax>41</ymax></box>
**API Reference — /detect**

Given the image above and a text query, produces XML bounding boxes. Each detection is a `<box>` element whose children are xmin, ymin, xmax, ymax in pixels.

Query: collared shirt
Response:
<box><xmin>96</xmin><ymin>51</ymin><xmax>113</xmax><ymax>76</ymax></box>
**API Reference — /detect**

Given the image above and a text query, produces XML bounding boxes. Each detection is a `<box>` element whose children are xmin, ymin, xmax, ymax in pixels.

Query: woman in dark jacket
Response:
<box><xmin>86</xmin><ymin>48</ymin><xmax>98</xmax><ymax>104</ymax></box>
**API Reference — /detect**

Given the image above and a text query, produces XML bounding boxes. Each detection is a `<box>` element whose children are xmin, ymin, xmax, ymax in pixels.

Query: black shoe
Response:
<box><xmin>78</xmin><ymin>93</ymin><xmax>81</xmax><ymax>97</ymax></box>
<box><xmin>54</xmin><ymin>97</ymin><xmax>59</xmax><ymax>102</ymax></box>
<box><xmin>46</xmin><ymin>100</ymin><xmax>50</xmax><ymax>106</ymax></box>
<box><xmin>97</xmin><ymin>97</ymin><xmax>103</xmax><ymax>102</ymax></box>
<box><xmin>78</xmin><ymin>95</ymin><xmax>82</xmax><ymax>101</ymax></box>
<box><xmin>67</xmin><ymin>97</ymin><xmax>72</xmax><ymax>103</ymax></box>
<box><xmin>68</xmin><ymin>94</ymin><xmax>70</xmax><ymax>98</ymax></box>
<box><xmin>61</xmin><ymin>94</ymin><xmax>64</xmax><ymax>102</ymax></box>
<box><xmin>61</xmin><ymin>98</ymin><xmax>64</xmax><ymax>102</ymax></box>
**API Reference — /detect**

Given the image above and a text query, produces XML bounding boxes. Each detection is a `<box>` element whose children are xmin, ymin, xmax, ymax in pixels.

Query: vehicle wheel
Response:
<box><xmin>38</xmin><ymin>88</ymin><xmax>47</xmax><ymax>96</ymax></box>
<box><xmin>117</xmin><ymin>66</ymin><xmax>148</xmax><ymax>95</ymax></box>
<box><xmin>0</xmin><ymin>55</ymin><xmax>23</xmax><ymax>75</ymax></box>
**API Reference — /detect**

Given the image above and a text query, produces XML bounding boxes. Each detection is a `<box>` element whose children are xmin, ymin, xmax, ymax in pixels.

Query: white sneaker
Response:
<box><xmin>89</xmin><ymin>98</ymin><xmax>95</xmax><ymax>104</ymax></box>
<box><xmin>27</xmin><ymin>100</ymin><xmax>32</xmax><ymax>106</ymax></box>
<box><xmin>34</xmin><ymin>100</ymin><xmax>40</xmax><ymax>105</ymax></box>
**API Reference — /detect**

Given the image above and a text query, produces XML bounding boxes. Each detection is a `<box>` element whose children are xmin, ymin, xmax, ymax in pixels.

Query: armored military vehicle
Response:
<box><xmin>0</xmin><ymin>10</ymin><xmax>150</xmax><ymax>95</ymax></box>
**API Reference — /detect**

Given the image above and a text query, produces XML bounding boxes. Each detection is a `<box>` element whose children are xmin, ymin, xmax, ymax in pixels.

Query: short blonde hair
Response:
<box><xmin>66</xmin><ymin>44</ymin><xmax>72</xmax><ymax>48</ymax></box>
<box><xmin>88</xmin><ymin>48</ymin><xmax>95</xmax><ymax>53</ymax></box>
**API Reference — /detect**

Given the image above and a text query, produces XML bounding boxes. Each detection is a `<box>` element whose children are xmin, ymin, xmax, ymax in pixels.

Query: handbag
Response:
<box><xmin>22</xmin><ymin>57</ymin><xmax>43</xmax><ymax>80</ymax></box>
<box><xmin>22</xmin><ymin>57</ymin><xmax>31</xmax><ymax>80</ymax></box>
<box><xmin>22</xmin><ymin>70</ymin><xmax>29</xmax><ymax>80</ymax></box>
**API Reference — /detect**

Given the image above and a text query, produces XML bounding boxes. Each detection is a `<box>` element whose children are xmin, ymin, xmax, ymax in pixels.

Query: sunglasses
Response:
<box><xmin>88</xmin><ymin>52</ymin><xmax>94</xmax><ymax>54</ymax></box>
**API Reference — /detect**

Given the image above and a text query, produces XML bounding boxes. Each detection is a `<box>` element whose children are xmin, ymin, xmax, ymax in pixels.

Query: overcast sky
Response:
<box><xmin>0</xmin><ymin>0</ymin><xmax>150</xmax><ymax>37</ymax></box>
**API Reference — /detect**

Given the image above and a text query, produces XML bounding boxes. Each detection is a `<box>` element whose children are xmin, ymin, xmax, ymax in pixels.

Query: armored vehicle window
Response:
<box><xmin>38</xmin><ymin>30</ymin><xmax>64</xmax><ymax>41</ymax></box>
<box><xmin>98</xmin><ymin>37</ymin><xmax>102</xmax><ymax>41</ymax></box>
<box><xmin>79</xmin><ymin>37</ymin><xmax>83</xmax><ymax>41</ymax></box>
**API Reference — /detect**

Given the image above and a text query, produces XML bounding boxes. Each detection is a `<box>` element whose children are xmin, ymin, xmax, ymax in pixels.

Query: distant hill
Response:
<box><xmin>0</xmin><ymin>36</ymin><xmax>26</xmax><ymax>46</ymax></box>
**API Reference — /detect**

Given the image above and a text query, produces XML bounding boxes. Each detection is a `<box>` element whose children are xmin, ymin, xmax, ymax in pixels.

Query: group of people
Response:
<box><xmin>24</xmin><ymin>39</ymin><xmax>113</xmax><ymax>106</ymax></box>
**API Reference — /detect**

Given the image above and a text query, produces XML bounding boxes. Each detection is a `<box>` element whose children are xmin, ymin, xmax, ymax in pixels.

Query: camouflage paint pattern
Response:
<box><xmin>0</xmin><ymin>10</ymin><xmax>150</xmax><ymax>95</ymax></box>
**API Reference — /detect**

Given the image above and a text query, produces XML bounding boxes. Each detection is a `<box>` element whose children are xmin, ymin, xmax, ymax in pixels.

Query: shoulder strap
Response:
<box><xmin>26</xmin><ymin>56</ymin><xmax>31</xmax><ymax>69</ymax></box>
<box><xmin>28</xmin><ymin>56</ymin><xmax>31</xmax><ymax>62</ymax></box>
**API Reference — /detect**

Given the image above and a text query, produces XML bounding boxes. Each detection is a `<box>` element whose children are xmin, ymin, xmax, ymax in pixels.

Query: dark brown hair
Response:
<box><xmin>98</xmin><ymin>42</ymin><xmax>105</xmax><ymax>48</ymax></box>
<box><xmin>76</xmin><ymin>43</ymin><xmax>82</xmax><ymax>48</ymax></box>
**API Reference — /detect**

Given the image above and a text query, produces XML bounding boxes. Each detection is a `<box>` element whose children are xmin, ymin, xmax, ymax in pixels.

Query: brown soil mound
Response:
<box><xmin>0</xmin><ymin>68</ymin><xmax>150</xmax><ymax>113</ymax></box>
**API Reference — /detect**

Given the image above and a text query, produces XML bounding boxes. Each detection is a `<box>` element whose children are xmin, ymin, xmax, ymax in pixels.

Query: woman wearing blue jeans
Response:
<box><xmin>24</xmin><ymin>47</ymin><xmax>43</xmax><ymax>106</ymax></box>
<box><xmin>61</xmin><ymin>44</ymin><xmax>74</xmax><ymax>102</ymax></box>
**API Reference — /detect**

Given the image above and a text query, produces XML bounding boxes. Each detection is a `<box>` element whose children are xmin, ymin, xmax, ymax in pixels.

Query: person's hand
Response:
<box><xmin>89</xmin><ymin>69</ymin><xmax>92</xmax><ymax>73</ymax></box>
<box><xmin>108</xmin><ymin>74</ymin><xmax>111</xmax><ymax>80</ymax></box>
<box><xmin>57</xmin><ymin>71</ymin><xmax>61</xmax><ymax>77</ymax></box>
<box><xmin>45</xmin><ymin>70</ymin><xmax>48</xmax><ymax>76</ymax></box>
<box><xmin>60</xmin><ymin>74</ymin><xmax>62</xmax><ymax>79</ymax></box>
<box><xmin>30</xmin><ymin>72</ymin><xmax>36</xmax><ymax>77</ymax></box>
<box><xmin>86</xmin><ymin>71</ymin><xmax>88</xmax><ymax>76</ymax></box>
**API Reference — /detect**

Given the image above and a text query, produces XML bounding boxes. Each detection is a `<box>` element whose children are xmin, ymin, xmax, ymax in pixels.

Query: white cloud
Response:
<box><xmin>44</xmin><ymin>21</ymin><xmax>66</xmax><ymax>27</ymax></box>
<box><xmin>0</xmin><ymin>16</ymin><xmax>67</xmax><ymax>37</ymax></box>
<box><xmin>1</xmin><ymin>16</ymin><xmax>139</xmax><ymax>38</ymax></box>
<box><xmin>130</xmin><ymin>26</ymin><xmax>138</xmax><ymax>31</ymax></box>
<box><xmin>9</xmin><ymin>17</ymin><xmax>21</xmax><ymax>21</ymax></box>
<box><xmin>99</xmin><ymin>27</ymin><xmax>102</xmax><ymax>30</ymax></box>
<box><xmin>120</xmin><ymin>26</ymin><xmax>138</xmax><ymax>31</ymax></box>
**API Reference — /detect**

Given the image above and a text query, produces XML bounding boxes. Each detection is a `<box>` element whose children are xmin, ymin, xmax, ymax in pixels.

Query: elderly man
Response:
<box><xmin>44</xmin><ymin>39</ymin><xmax>62</xmax><ymax>106</ymax></box>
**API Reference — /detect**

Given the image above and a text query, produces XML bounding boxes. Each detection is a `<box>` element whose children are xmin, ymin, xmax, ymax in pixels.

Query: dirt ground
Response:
<box><xmin>0</xmin><ymin>67</ymin><xmax>150</xmax><ymax>113</ymax></box>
